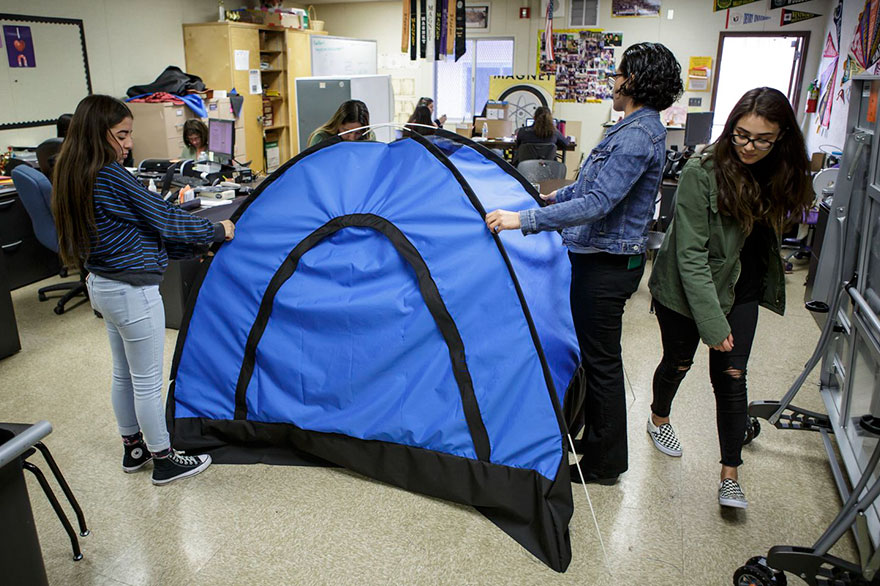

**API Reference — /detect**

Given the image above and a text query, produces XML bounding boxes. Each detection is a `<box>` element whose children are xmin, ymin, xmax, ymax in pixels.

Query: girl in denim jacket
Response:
<box><xmin>487</xmin><ymin>43</ymin><xmax>682</xmax><ymax>484</ymax></box>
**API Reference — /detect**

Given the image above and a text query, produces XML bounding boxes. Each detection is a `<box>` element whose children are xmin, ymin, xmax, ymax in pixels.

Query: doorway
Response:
<box><xmin>711</xmin><ymin>32</ymin><xmax>810</xmax><ymax>141</ymax></box>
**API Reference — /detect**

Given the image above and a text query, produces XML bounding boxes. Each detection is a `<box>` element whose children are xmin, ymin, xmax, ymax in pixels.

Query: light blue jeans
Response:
<box><xmin>86</xmin><ymin>274</ymin><xmax>170</xmax><ymax>453</ymax></box>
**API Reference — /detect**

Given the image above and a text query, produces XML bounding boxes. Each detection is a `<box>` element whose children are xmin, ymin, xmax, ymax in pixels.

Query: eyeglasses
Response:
<box><xmin>730</xmin><ymin>134</ymin><xmax>776</xmax><ymax>151</ymax></box>
<box><xmin>606</xmin><ymin>72</ymin><xmax>625</xmax><ymax>87</ymax></box>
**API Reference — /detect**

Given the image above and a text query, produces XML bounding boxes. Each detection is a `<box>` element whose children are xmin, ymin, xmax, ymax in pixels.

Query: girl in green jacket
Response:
<box><xmin>646</xmin><ymin>87</ymin><xmax>812</xmax><ymax>508</ymax></box>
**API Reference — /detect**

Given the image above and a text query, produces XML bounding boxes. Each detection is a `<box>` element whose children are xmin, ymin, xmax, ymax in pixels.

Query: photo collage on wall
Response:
<box><xmin>537</xmin><ymin>29</ymin><xmax>616</xmax><ymax>103</ymax></box>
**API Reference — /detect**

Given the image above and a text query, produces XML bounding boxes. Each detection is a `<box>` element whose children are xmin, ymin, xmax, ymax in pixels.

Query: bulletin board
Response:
<box><xmin>536</xmin><ymin>29</ymin><xmax>615</xmax><ymax>103</ymax></box>
<box><xmin>310</xmin><ymin>36</ymin><xmax>378</xmax><ymax>76</ymax></box>
<box><xmin>0</xmin><ymin>14</ymin><xmax>92</xmax><ymax>130</ymax></box>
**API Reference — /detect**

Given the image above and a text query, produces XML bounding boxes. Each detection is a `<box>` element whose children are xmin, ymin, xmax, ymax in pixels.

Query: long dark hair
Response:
<box><xmin>308</xmin><ymin>99</ymin><xmax>370</xmax><ymax>144</ymax></box>
<box><xmin>53</xmin><ymin>95</ymin><xmax>132</xmax><ymax>269</ymax></box>
<box><xmin>405</xmin><ymin>105</ymin><xmax>435</xmax><ymax>136</ymax></box>
<box><xmin>532</xmin><ymin>106</ymin><xmax>555</xmax><ymax>139</ymax></box>
<box><xmin>617</xmin><ymin>42</ymin><xmax>683</xmax><ymax>111</ymax></box>
<box><xmin>183</xmin><ymin>118</ymin><xmax>208</xmax><ymax>150</ymax></box>
<box><xmin>706</xmin><ymin>87</ymin><xmax>811</xmax><ymax>234</ymax></box>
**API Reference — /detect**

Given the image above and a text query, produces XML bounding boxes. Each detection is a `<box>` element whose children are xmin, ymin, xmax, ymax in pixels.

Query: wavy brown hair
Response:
<box><xmin>52</xmin><ymin>95</ymin><xmax>132</xmax><ymax>269</ymax></box>
<box><xmin>705</xmin><ymin>87</ymin><xmax>811</xmax><ymax>234</ymax></box>
<box><xmin>308</xmin><ymin>99</ymin><xmax>370</xmax><ymax>145</ymax></box>
<box><xmin>532</xmin><ymin>106</ymin><xmax>555</xmax><ymax>139</ymax></box>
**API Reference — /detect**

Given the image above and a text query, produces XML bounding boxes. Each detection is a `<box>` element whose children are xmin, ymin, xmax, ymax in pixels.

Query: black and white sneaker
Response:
<box><xmin>646</xmin><ymin>416</ymin><xmax>682</xmax><ymax>457</ymax></box>
<box><xmin>151</xmin><ymin>451</ymin><xmax>212</xmax><ymax>486</ymax></box>
<box><xmin>122</xmin><ymin>440</ymin><xmax>152</xmax><ymax>473</ymax></box>
<box><xmin>719</xmin><ymin>478</ymin><xmax>748</xmax><ymax>509</ymax></box>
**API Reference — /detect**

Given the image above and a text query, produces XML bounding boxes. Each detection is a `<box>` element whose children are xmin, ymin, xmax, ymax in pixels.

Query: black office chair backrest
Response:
<box><xmin>516</xmin><ymin>159</ymin><xmax>567</xmax><ymax>184</ymax></box>
<box><xmin>11</xmin><ymin>166</ymin><xmax>58</xmax><ymax>253</ymax></box>
<box><xmin>516</xmin><ymin>143</ymin><xmax>557</xmax><ymax>164</ymax></box>
<box><xmin>5</xmin><ymin>158</ymin><xmax>34</xmax><ymax>175</ymax></box>
<box><xmin>36</xmin><ymin>138</ymin><xmax>64</xmax><ymax>180</ymax></box>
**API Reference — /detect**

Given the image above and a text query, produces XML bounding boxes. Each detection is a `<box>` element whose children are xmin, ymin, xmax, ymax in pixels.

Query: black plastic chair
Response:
<box><xmin>515</xmin><ymin>143</ymin><xmax>557</xmax><ymax>166</ymax></box>
<box><xmin>35</xmin><ymin>138</ymin><xmax>63</xmax><ymax>181</ymax></box>
<box><xmin>0</xmin><ymin>421</ymin><xmax>89</xmax><ymax>562</ymax></box>
<box><xmin>11</xmin><ymin>166</ymin><xmax>88</xmax><ymax>314</ymax></box>
<box><xmin>516</xmin><ymin>159</ymin><xmax>567</xmax><ymax>184</ymax></box>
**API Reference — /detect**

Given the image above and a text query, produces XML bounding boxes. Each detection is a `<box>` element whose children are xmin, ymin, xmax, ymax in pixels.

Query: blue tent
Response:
<box><xmin>168</xmin><ymin>130</ymin><xmax>582</xmax><ymax>571</ymax></box>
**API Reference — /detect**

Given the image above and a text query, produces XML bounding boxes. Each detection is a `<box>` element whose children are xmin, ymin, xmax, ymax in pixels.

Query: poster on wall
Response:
<box><xmin>3</xmin><ymin>25</ymin><xmax>35</xmax><ymax>68</ymax></box>
<box><xmin>712</xmin><ymin>0</ymin><xmax>759</xmax><ymax>12</ymax></box>
<box><xmin>536</xmin><ymin>29</ymin><xmax>615</xmax><ymax>103</ymax></box>
<box><xmin>603</xmin><ymin>32</ymin><xmax>623</xmax><ymax>46</ymax></box>
<box><xmin>848</xmin><ymin>0</ymin><xmax>880</xmax><ymax>74</ymax></box>
<box><xmin>725</xmin><ymin>9</ymin><xmax>770</xmax><ymax>28</ymax></box>
<box><xmin>611</xmin><ymin>0</ymin><xmax>660</xmax><ymax>17</ymax></box>
<box><xmin>489</xmin><ymin>74</ymin><xmax>556</xmax><ymax>129</ymax></box>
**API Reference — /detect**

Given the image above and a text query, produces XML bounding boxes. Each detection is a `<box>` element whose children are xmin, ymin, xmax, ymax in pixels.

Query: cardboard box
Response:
<box><xmin>454</xmin><ymin>125</ymin><xmax>473</xmax><ymax>138</ymax></box>
<box><xmin>484</xmin><ymin>101</ymin><xmax>512</xmax><ymax>121</ymax></box>
<box><xmin>810</xmin><ymin>152</ymin><xmax>826</xmax><ymax>173</ymax></box>
<box><xmin>474</xmin><ymin>117</ymin><xmax>514</xmax><ymax>139</ymax></box>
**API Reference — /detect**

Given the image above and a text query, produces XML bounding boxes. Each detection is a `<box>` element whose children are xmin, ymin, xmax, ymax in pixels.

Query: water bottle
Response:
<box><xmin>147</xmin><ymin>178</ymin><xmax>158</xmax><ymax>193</ymax></box>
<box><xmin>481</xmin><ymin>122</ymin><xmax>489</xmax><ymax>139</ymax></box>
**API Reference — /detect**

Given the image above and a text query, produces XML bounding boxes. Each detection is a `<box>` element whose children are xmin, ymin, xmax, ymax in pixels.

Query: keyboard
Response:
<box><xmin>170</xmin><ymin>174</ymin><xmax>205</xmax><ymax>188</ymax></box>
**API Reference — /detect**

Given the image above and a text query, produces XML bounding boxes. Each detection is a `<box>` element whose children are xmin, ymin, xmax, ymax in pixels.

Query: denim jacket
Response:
<box><xmin>519</xmin><ymin>107</ymin><xmax>667</xmax><ymax>255</ymax></box>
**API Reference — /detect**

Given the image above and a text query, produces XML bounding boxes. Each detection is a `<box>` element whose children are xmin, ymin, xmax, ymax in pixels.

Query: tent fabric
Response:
<box><xmin>167</xmin><ymin>130</ymin><xmax>581</xmax><ymax>571</ymax></box>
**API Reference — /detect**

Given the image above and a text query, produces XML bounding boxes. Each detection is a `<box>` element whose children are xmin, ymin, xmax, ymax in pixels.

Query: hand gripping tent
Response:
<box><xmin>168</xmin><ymin>130</ymin><xmax>583</xmax><ymax>572</ymax></box>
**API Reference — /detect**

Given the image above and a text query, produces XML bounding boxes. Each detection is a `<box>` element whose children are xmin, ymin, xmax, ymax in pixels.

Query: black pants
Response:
<box><xmin>650</xmin><ymin>300</ymin><xmax>759</xmax><ymax>467</ymax></box>
<box><xmin>569</xmin><ymin>251</ymin><xmax>645</xmax><ymax>479</ymax></box>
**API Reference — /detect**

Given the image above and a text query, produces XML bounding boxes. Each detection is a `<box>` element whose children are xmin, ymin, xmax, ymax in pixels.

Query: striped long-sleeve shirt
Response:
<box><xmin>85</xmin><ymin>162</ymin><xmax>224</xmax><ymax>285</ymax></box>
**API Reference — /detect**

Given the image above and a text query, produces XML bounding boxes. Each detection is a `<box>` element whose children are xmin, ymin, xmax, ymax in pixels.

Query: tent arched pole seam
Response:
<box><xmin>231</xmin><ymin>213</ymin><xmax>492</xmax><ymax>463</ymax></box>
<box><xmin>405</xmin><ymin>131</ymin><xmax>570</xmax><ymax>439</ymax></box>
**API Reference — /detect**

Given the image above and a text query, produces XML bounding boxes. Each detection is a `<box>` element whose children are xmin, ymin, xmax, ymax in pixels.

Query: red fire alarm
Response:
<box><xmin>519</xmin><ymin>7</ymin><xmax>530</xmax><ymax>18</ymax></box>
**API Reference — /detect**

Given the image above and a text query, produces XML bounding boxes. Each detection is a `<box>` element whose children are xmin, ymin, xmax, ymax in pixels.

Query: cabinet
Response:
<box><xmin>0</xmin><ymin>187</ymin><xmax>60</xmax><ymax>291</ymax></box>
<box><xmin>128</xmin><ymin>102</ymin><xmax>198</xmax><ymax>161</ymax></box>
<box><xmin>183</xmin><ymin>22</ymin><xmax>327</xmax><ymax>174</ymax></box>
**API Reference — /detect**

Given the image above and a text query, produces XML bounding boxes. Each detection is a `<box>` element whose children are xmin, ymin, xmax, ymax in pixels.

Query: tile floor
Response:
<box><xmin>1</xmin><ymin>262</ymin><xmax>857</xmax><ymax>585</ymax></box>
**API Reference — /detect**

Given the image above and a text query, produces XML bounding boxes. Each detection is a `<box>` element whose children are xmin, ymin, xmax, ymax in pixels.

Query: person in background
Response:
<box><xmin>512</xmin><ymin>106</ymin><xmax>568</xmax><ymax>164</ymax></box>
<box><xmin>52</xmin><ymin>95</ymin><xmax>235</xmax><ymax>486</ymax></box>
<box><xmin>646</xmin><ymin>87</ymin><xmax>811</xmax><ymax>508</ymax></box>
<box><xmin>308</xmin><ymin>100</ymin><xmax>372</xmax><ymax>147</ymax></box>
<box><xmin>417</xmin><ymin>97</ymin><xmax>446</xmax><ymax>128</ymax></box>
<box><xmin>181</xmin><ymin>118</ymin><xmax>209</xmax><ymax>160</ymax></box>
<box><xmin>485</xmin><ymin>43</ymin><xmax>683</xmax><ymax>486</ymax></box>
<box><xmin>57</xmin><ymin>113</ymin><xmax>73</xmax><ymax>138</ymax></box>
<box><xmin>404</xmin><ymin>105</ymin><xmax>437</xmax><ymax>137</ymax></box>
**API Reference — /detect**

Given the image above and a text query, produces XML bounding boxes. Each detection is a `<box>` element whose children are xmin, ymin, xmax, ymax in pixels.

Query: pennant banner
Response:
<box><xmin>454</xmin><ymin>0</ymin><xmax>465</xmax><ymax>61</ymax></box>
<box><xmin>402</xmin><ymin>0</ymin><xmax>410</xmax><ymax>53</ymax></box>
<box><xmin>780</xmin><ymin>9</ymin><xmax>821</xmax><ymax>26</ymax></box>
<box><xmin>437</xmin><ymin>0</ymin><xmax>446</xmax><ymax>58</ymax></box>
<box><xmin>420</xmin><ymin>0</ymin><xmax>427</xmax><ymax>58</ymax></box>
<box><xmin>713</xmin><ymin>0</ymin><xmax>760</xmax><ymax>12</ymax></box>
<box><xmin>446</xmin><ymin>0</ymin><xmax>456</xmax><ymax>55</ymax></box>
<box><xmin>409</xmin><ymin>0</ymin><xmax>417</xmax><ymax>59</ymax></box>
<box><xmin>770</xmin><ymin>0</ymin><xmax>811</xmax><ymax>8</ymax></box>
<box><xmin>726</xmin><ymin>9</ymin><xmax>771</xmax><ymax>28</ymax></box>
<box><xmin>823</xmin><ymin>32</ymin><xmax>838</xmax><ymax>58</ymax></box>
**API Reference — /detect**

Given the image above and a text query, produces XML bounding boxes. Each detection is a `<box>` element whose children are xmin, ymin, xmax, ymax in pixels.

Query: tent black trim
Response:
<box><xmin>232</xmin><ymin>213</ymin><xmax>492</xmax><ymax>462</ymax></box>
<box><xmin>171</xmin><ymin>415</ymin><xmax>572</xmax><ymax>571</ymax></box>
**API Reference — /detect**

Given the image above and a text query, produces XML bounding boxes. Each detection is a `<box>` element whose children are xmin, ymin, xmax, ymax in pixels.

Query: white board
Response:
<box><xmin>0</xmin><ymin>15</ymin><xmax>91</xmax><ymax>129</ymax></box>
<box><xmin>310</xmin><ymin>36</ymin><xmax>377</xmax><ymax>77</ymax></box>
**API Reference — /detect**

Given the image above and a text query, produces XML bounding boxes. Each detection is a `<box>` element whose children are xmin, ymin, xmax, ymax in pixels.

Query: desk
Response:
<box><xmin>0</xmin><ymin>186</ymin><xmax>61</xmax><ymax>290</ymax></box>
<box><xmin>0</xmin><ymin>250</ymin><xmax>21</xmax><ymax>359</ymax></box>
<box><xmin>473</xmin><ymin>139</ymin><xmax>578</xmax><ymax>164</ymax></box>
<box><xmin>160</xmin><ymin>196</ymin><xmax>247</xmax><ymax>329</ymax></box>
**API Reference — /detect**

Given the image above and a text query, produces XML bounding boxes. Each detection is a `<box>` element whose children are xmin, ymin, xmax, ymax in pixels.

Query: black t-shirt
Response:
<box><xmin>733</xmin><ymin>157</ymin><xmax>775</xmax><ymax>305</ymax></box>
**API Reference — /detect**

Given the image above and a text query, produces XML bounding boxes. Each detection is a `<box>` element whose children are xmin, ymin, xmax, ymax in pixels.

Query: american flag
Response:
<box><xmin>544</xmin><ymin>0</ymin><xmax>554</xmax><ymax>63</ymax></box>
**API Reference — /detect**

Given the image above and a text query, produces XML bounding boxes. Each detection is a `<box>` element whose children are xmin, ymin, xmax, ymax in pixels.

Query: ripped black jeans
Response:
<box><xmin>650</xmin><ymin>299</ymin><xmax>759</xmax><ymax>467</ymax></box>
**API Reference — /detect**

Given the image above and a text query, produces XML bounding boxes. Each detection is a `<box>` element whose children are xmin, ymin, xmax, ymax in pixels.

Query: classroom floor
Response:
<box><xmin>2</xmin><ymin>261</ymin><xmax>856</xmax><ymax>585</ymax></box>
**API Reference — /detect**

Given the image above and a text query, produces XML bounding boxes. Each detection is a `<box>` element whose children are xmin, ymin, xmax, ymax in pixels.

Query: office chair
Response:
<box><xmin>4</xmin><ymin>157</ymin><xmax>34</xmax><ymax>174</ymax></box>
<box><xmin>0</xmin><ymin>421</ymin><xmax>89</xmax><ymax>562</ymax></box>
<box><xmin>35</xmin><ymin>138</ymin><xmax>63</xmax><ymax>180</ymax></box>
<box><xmin>516</xmin><ymin>159</ymin><xmax>567</xmax><ymax>184</ymax></box>
<box><xmin>10</xmin><ymin>166</ymin><xmax>88</xmax><ymax>315</ymax></box>
<box><xmin>515</xmin><ymin>143</ymin><xmax>557</xmax><ymax>166</ymax></box>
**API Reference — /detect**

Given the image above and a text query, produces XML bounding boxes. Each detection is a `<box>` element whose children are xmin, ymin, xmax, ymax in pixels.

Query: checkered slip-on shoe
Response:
<box><xmin>646</xmin><ymin>416</ymin><xmax>682</xmax><ymax>457</ymax></box>
<box><xmin>719</xmin><ymin>478</ymin><xmax>748</xmax><ymax>509</ymax></box>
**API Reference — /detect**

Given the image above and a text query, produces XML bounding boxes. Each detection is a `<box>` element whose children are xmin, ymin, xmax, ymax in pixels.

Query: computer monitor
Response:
<box><xmin>208</xmin><ymin>118</ymin><xmax>235</xmax><ymax>164</ymax></box>
<box><xmin>524</xmin><ymin>117</ymin><xmax>560</xmax><ymax>127</ymax></box>
<box><xmin>684</xmin><ymin>111</ymin><xmax>714</xmax><ymax>148</ymax></box>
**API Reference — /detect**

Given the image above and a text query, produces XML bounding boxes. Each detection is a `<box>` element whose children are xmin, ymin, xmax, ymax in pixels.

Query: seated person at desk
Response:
<box><xmin>417</xmin><ymin>97</ymin><xmax>446</xmax><ymax>128</ymax></box>
<box><xmin>513</xmin><ymin>107</ymin><xmax>568</xmax><ymax>164</ymax></box>
<box><xmin>403</xmin><ymin>105</ymin><xmax>436</xmax><ymax>137</ymax></box>
<box><xmin>308</xmin><ymin>100</ymin><xmax>373</xmax><ymax>147</ymax></box>
<box><xmin>180</xmin><ymin>119</ymin><xmax>208</xmax><ymax>160</ymax></box>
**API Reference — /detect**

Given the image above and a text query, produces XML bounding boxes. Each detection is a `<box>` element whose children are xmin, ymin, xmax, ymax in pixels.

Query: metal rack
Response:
<box><xmin>738</xmin><ymin>75</ymin><xmax>880</xmax><ymax>586</ymax></box>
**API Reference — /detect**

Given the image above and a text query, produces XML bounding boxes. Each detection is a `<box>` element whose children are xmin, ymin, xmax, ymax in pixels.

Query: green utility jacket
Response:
<box><xmin>648</xmin><ymin>154</ymin><xmax>786</xmax><ymax>346</ymax></box>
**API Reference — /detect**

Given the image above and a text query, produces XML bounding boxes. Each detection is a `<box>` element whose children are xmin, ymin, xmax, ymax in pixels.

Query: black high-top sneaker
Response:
<box><xmin>151</xmin><ymin>451</ymin><xmax>212</xmax><ymax>486</ymax></box>
<box><xmin>122</xmin><ymin>437</ymin><xmax>152</xmax><ymax>473</ymax></box>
